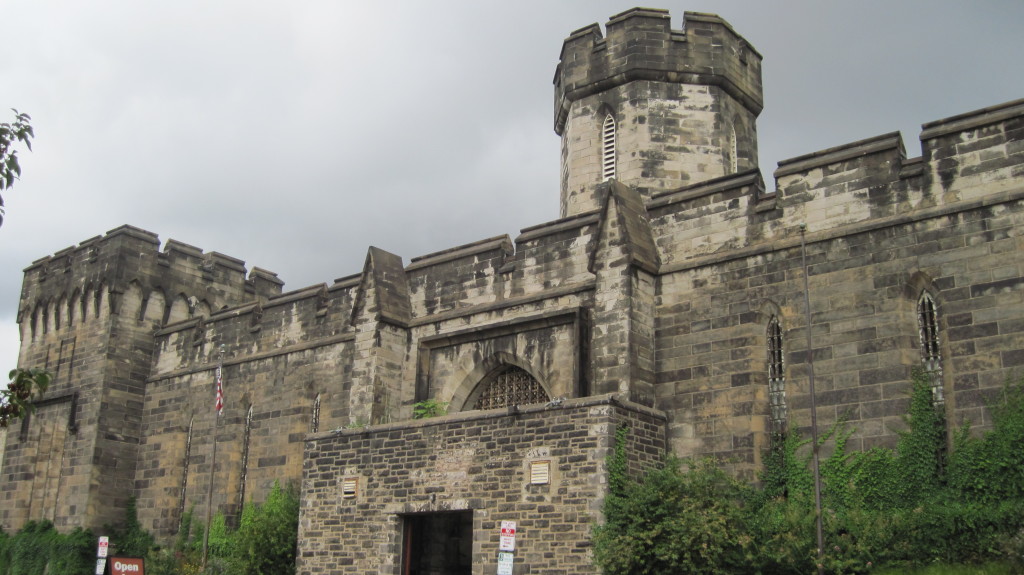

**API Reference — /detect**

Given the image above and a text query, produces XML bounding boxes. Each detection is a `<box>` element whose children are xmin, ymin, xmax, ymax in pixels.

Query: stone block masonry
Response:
<box><xmin>298</xmin><ymin>396</ymin><xmax>665</xmax><ymax>575</ymax></box>
<box><xmin>3</xmin><ymin>7</ymin><xmax>1024</xmax><ymax>573</ymax></box>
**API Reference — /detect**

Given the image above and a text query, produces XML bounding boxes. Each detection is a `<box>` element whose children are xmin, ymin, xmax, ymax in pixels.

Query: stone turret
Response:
<box><xmin>554</xmin><ymin>8</ymin><xmax>763</xmax><ymax>217</ymax></box>
<box><xmin>5</xmin><ymin>225</ymin><xmax>280</xmax><ymax>532</ymax></box>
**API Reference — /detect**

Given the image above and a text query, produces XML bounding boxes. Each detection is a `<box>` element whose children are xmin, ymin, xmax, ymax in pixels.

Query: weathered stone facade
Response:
<box><xmin>301</xmin><ymin>397</ymin><xmax>665</xmax><ymax>574</ymax></box>
<box><xmin>3</xmin><ymin>7</ymin><xmax>1024</xmax><ymax>574</ymax></box>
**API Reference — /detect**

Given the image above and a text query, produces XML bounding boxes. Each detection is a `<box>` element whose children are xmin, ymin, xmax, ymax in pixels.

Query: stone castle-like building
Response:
<box><xmin>4</xmin><ymin>8</ymin><xmax>1024</xmax><ymax>574</ymax></box>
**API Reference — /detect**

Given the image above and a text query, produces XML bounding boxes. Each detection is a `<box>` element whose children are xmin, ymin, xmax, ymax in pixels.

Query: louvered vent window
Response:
<box><xmin>767</xmin><ymin>316</ymin><xmax>787</xmax><ymax>430</ymax></box>
<box><xmin>530</xmin><ymin>461</ymin><xmax>550</xmax><ymax>485</ymax></box>
<box><xmin>602</xmin><ymin>113</ymin><xmax>616</xmax><ymax>181</ymax></box>
<box><xmin>729</xmin><ymin>126</ymin><xmax>738</xmax><ymax>174</ymax></box>
<box><xmin>342</xmin><ymin>478</ymin><xmax>358</xmax><ymax>499</ymax></box>
<box><xmin>918</xmin><ymin>292</ymin><xmax>944</xmax><ymax>404</ymax></box>
<box><xmin>474</xmin><ymin>366</ymin><xmax>549</xmax><ymax>410</ymax></box>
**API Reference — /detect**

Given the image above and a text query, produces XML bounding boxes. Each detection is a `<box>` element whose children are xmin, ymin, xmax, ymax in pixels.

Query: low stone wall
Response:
<box><xmin>297</xmin><ymin>395</ymin><xmax>666</xmax><ymax>575</ymax></box>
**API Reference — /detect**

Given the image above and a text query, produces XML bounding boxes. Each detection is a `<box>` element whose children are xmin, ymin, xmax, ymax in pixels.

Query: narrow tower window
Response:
<box><xmin>601</xmin><ymin>113</ymin><xmax>616</xmax><ymax>181</ymax></box>
<box><xmin>311</xmin><ymin>393</ymin><xmax>321</xmax><ymax>434</ymax></box>
<box><xmin>918</xmin><ymin>292</ymin><xmax>943</xmax><ymax>404</ymax></box>
<box><xmin>767</xmin><ymin>316</ymin><xmax>787</xmax><ymax>432</ymax></box>
<box><xmin>178</xmin><ymin>417</ymin><xmax>193</xmax><ymax>529</ymax></box>
<box><xmin>238</xmin><ymin>405</ymin><xmax>253</xmax><ymax>510</ymax></box>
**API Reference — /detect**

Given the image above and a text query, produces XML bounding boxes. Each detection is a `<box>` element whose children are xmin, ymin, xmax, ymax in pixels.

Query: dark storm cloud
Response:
<box><xmin>2</xmin><ymin>0</ymin><xmax>1023</xmax><ymax>369</ymax></box>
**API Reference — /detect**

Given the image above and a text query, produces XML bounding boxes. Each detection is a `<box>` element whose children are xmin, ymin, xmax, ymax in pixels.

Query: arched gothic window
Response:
<box><xmin>601</xmin><ymin>113</ymin><xmax>616</xmax><ymax>181</ymax></box>
<box><xmin>918</xmin><ymin>291</ymin><xmax>944</xmax><ymax>404</ymax></box>
<box><xmin>473</xmin><ymin>366</ymin><xmax>549</xmax><ymax>411</ymax></box>
<box><xmin>767</xmin><ymin>316</ymin><xmax>787</xmax><ymax>431</ymax></box>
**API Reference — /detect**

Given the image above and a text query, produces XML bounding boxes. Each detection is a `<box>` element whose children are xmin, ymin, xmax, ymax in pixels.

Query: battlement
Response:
<box><xmin>17</xmin><ymin>225</ymin><xmax>283</xmax><ymax>339</ymax></box>
<box><xmin>554</xmin><ymin>9</ymin><xmax>763</xmax><ymax>135</ymax></box>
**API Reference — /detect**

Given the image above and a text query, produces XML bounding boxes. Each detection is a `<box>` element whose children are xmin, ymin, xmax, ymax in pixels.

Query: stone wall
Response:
<box><xmin>297</xmin><ymin>396</ymin><xmax>666</xmax><ymax>575</ymax></box>
<box><xmin>556</xmin><ymin>9</ymin><xmax>763</xmax><ymax>217</ymax></box>
<box><xmin>3</xmin><ymin>225</ymin><xmax>282</xmax><ymax>532</ymax></box>
<box><xmin>651</xmin><ymin>99</ymin><xmax>1024</xmax><ymax>475</ymax></box>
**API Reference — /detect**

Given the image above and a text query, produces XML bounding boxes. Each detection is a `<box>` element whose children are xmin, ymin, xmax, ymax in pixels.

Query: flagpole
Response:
<box><xmin>203</xmin><ymin>344</ymin><xmax>225</xmax><ymax>569</ymax></box>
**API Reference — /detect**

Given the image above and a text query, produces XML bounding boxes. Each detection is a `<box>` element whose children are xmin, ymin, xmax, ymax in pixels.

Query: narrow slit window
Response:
<box><xmin>238</xmin><ymin>405</ymin><xmax>253</xmax><ymax>509</ymax></box>
<box><xmin>602</xmin><ymin>113</ymin><xmax>616</xmax><ymax>181</ymax></box>
<box><xmin>311</xmin><ymin>393</ymin><xmax>321</xmax><ymax>433</ymax></box>
<box><xmin>918</xmin><ymin>292</ymin><xmax>944</xmax><ymax>405</ymax></box>
<box><xmin>767</xmin><ymin>316</ymin><xmax>787</xmax><ymax>431</ymax></box>
<box><xmin>178</xmin><ymin>417</ymin><xmax>193</xmax><ymax>529</ymax></box>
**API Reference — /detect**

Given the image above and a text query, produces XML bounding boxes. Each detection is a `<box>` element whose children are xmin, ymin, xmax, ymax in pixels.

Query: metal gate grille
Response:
<box><xmin>474</xmin><ymin>367</ymin><xmax>548</xmax><ymax>410</ymax></box>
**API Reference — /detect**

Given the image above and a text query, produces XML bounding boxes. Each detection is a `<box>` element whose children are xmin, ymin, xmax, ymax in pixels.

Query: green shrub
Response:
<box><xmin>231</xmin><ymin>481</ymin><xmax>300</xmax><ymax>575</ymax></box>
<box><xmin>111</xmin><ymin>497</ymin><xmax>154</xmax><ymax>558</ymax></box>
<box><xmin>597</xmin><ymin>373</ymin><xmax>1024</xmax><ymax>574</ymax></box>
<box><xmin>9</xmin><ymin>521</ymin><xmax>56</xmax><ymax>575</ymax></box>
<box><xmin>46</xmin><ymin>527</ymin><xmax>95</xmax><ymax>575</ymax></box>
<box><xmin>412</xmin><ymin>399</ymin><xmax>448</xmax><ymax>419</ymax></box>
<box><xmin>594</xmin><ymin>446</ymin><xmax>754</xmax><ymax>575</ymax></box>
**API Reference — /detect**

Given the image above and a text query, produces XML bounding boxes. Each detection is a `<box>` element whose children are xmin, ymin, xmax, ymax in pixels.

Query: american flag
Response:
<box><xmin>215</xmin><ymin>366</ymin><xmax>224</xmax><ymax>416</ymax></box>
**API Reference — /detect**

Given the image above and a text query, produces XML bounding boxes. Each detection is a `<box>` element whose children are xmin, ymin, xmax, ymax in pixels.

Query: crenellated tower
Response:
<box><xmin>554</xmin><ymin>8</ymin><xmax>763</xmax><ymax>217</ymax></box>
<box><xmin>3</xmin><ymin>225</ymin><xmax>281</xmax><ymax>532</ymax></box>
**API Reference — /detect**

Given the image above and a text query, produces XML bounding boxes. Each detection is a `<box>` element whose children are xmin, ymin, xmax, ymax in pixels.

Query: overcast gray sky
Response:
<box><xmin>3</xmin><ymin>0</ymin><xmax>1023</xmax><ymax>372</ymax></box>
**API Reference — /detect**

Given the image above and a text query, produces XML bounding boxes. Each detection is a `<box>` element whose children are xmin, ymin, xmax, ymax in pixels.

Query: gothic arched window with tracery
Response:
<box><xmin>473</xmin><ymin>366</ymin><xmax>549</xmax><ymax>410</ymax></box>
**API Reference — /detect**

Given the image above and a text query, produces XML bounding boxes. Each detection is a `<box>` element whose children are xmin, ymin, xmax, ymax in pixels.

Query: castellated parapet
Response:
<box><xmin>555</xmin><ymin>9</ymin><xmax>763</xmax><ymax>217</ymax></box>
<box><xmin>6</xmin><ymin>224</ymin><xmax>281</xmax><ymax>532</ymax></box>
<box><xmin>4</xmin><ymin>8</ymin><xmax>1024</xmax><ymax>574</ymax></box>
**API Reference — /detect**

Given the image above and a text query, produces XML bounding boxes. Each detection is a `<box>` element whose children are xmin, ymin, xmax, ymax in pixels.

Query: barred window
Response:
<box><xmin>767</xmin><ymin>316</ymin><xmax>787</xmax><ymax>430</ymax></box>
<box><xmin>473</xmin><ymin>366</ymin><xmax>549</xmax><ymax>411</ymax></box>
<box><xmin>918</xmin><ymin>292</ymin><xmax>944</xmax><ymax>404</ymax></box>
<box><xmin>601</xmin><ymin>113</ymin><xmax>616</xmax><ymax>181</ymax></box>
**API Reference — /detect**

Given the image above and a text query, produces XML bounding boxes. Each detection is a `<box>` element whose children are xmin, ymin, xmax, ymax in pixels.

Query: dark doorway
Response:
<box><xmin>402</xmin><ymin>511</ymin><xmax>473</xmax><ymax>575</ymax></box>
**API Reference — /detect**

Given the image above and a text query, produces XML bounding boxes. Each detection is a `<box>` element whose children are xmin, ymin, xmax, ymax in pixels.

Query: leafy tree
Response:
<box><xmin>1</xmin><ymin>368</ymin><xmax>51</xmax><ymax>428</ymax></box>
<box><xmin>0</xmin><ymin>108</ymin><xmax>34</xmax><ymax>226</ymax></box>
<box><xmin>1</xmin><ymin>110</ymin><xmax>46</xmax><ymax>429</ymax></box>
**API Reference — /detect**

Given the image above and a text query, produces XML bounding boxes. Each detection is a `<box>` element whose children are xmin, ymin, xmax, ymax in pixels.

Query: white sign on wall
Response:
<box><xmin>497</xmin><ymin>551</ymin><xmax>514</xmax><ymax>575</ymax></box>
<box><xmin>499</xmin><ymin>521</ymin><xmax>517</xmax><ymax>552</ymax></box>
<box><xmin>97</xmin><ymin>536</ymin><xmax>109</xmax><ymax>558</ymax></box>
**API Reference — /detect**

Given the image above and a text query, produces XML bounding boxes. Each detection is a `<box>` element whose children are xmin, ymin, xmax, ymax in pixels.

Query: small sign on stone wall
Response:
<box><xmin>497</xmin><ymin>551</ymin><xmax>514</xmax><ymax>575</ymax></box>
<box><xmin>499</xmin><ymin>520</ymin><xmax>516</xmax><ymax>551</ymax></box>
